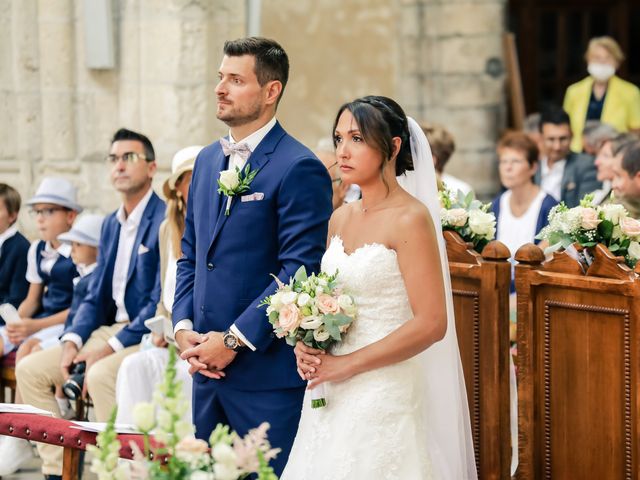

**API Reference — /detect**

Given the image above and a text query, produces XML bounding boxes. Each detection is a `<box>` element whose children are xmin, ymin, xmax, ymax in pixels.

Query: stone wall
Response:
<box><xmin>0</xmin><ymin>0</ymin><xmax>244</xmax><ymax>236</ymax></box>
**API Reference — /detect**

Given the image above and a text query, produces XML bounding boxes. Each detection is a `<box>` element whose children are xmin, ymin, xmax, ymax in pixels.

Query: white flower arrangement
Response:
<box><xmin>439</xmin><ymin>188</ymin><xmax>496</xmax><ymax>252</ymax></box>
<box><xmin>536</xmin><ymin>194</ymin><xmax>640</xmax><ymax>268</ymax></box>
<box><xmin>89</xmin><ymin>346</ymin><xmax>279</xmax><ymax>480</ymax></box>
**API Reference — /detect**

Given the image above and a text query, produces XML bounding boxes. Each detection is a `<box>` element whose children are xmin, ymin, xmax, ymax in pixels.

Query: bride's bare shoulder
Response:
<box><xmin>328</xmin><ymin>202</ymin><xmax>357</xmax><ymax>237</ymax></box>
<box><xmin>390</xmin><ymin>195</ymin><xmax>437</xmax><ymax>244</ymax></box>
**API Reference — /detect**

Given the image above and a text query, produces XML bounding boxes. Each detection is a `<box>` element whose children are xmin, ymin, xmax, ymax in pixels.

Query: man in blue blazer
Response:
<box><xmin>174</xmin><ymin>38</ymin><xmax>332</xmax><ymax>475</ymax></box>
<box><xmin>17</xmin><ymin>128</ymin><xmax>165</xmax><ymax>480</ymax></box>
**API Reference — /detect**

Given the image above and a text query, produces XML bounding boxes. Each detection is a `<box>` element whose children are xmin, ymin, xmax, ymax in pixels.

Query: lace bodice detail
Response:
<box><xmin>322</xmin><ymin>237</ymin><xmax>413</xmax><ymax>354</ymax></box>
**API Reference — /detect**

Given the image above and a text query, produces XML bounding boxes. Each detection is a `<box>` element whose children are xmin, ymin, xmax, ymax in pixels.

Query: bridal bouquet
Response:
<box><xmin>89</xmin><ymin>346</ymin><xmax>280</xmax><ymax>480</ymax></box>
<box><xmin>260</xmin><ymin>266</ymin><xmax>357</xmax><ymax>408</ymax></box>
<box><xmin>439</xmin><ymin>188</ymin><xmax>496</xmax><ymax>252</ymax></box>
<box><xmin>536</xmin><ymin>194</ymin><xmax>640</xmax><ymax>268</ymax></box>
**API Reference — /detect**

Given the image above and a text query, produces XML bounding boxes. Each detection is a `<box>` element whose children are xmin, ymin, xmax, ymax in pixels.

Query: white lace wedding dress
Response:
<box><xmin>281</xmin><ymin>237</ymin><xmax>433</xmax><ymax>480</ymax></box>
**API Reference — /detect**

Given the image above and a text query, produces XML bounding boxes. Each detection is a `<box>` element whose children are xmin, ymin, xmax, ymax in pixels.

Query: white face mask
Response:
<box><xmin>588</xmin><ymin>63</ymin><xmax>615</xmax><ymax>82</ymax></box>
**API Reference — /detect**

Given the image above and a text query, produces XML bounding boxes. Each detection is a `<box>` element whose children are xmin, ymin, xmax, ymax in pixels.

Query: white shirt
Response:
<box><xmin>0</xmin><ymin>225</ymin><xmax>18</xmax><ymax>260</ymax></box>
<box><xmin>107</xmin><ymin>187</ymin><xmax>154</xmax><ymax>352</ymax></box>
<box><xmin>173</xmin><ymin>118</ymin><xmax>278</xmax><ymax>352</ymax></box>
<box><xmin>591</xmin><ymin>180</ymin><xmax>612</xmax><ymax>205</ymax></box>
<box><xmin>25</xmin><ymin>240</ymin><xmax>73</xmax><ymax>284</ymax></box>
<box><xmin>540</xmin><ymin>157</ymin><xmax>566</xmax><ymax>202</ymax></box>
<box><xmin>497</xmin><ymin>190</ymin><xmax>547</xmax><ymax>260</ymax></box>
<box><xmin>163</xmin><ymin>241</ymin><xmax>178</xmax><ymax>314</ymax></box>
<box><xmin>441</xmin><ymin>173</ymin><xmax>473</xmax><ymax>196</ymax></box>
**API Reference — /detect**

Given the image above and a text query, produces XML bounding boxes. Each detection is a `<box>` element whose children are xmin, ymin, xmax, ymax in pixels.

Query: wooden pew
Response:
<box><xmin>445</xmin><ymin>231</ymin><xmax>512</xmax><ymax>480</ymax></box>
<box><xmin>515</xmin><ymin>243</ymin><xmax>640</xmax><ymax>479</ymax></box>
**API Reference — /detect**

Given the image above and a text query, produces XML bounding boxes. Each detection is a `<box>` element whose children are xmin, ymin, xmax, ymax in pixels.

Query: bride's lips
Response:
<box><xmin>340</xmin><ymin>165</ymin><xmax>353</xmax><ymax>172</ymax></box>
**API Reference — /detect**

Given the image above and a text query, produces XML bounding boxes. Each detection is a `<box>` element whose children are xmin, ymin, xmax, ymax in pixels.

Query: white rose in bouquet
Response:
<box><xmin>628</xmin><ymin>241</ymin><xmax>640</xmax><ymax>260</ymax></box>
<box><xmin>468</xmin><ymin>210</ymin><xmax>496</xmax><ymax>239</ymax></box>
<box><xmin>313</xmin><ymin>326</ymin><xmax>331</xmax><ymax>342</ymax></box>
<box><xmin>579</xmin><ymin>207</ymin><xmax>601</xmax><ymax>230</ymax></box>
<box><xmin>600</xmin><ymin>203</ymin><xmax>628</xmax><ymax>224</ymax></box>
<box><xmin>442</xmin><ymin>208</ymin><xmax>468</xmax><ymax>227</ymax></box>
<box><xmin>300</xmin><ymin>316</ymin><xmax>323</xmax><ymax>330</ymax></box>
<box><xmin>297</xmin><ymin>292</ymin><xmax>311</xmax><ymax>307</ymax></box>
<box><xmin>281</xmin><ymin>291</ymin><xmax>298</xmax><ymax>305</ymax></box>
<box><xmin>218</xmin><ymin>169</ymin><xmax>240</xmax><ymax>191</ymax></box>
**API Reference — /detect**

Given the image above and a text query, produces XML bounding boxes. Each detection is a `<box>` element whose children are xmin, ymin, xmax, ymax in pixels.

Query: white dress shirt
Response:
<box><xmin>106</xmin><ymin>187</ymin><xmax>154</xmax><ymax>352</ymax></box>
<box><xmin>25</xmin><ymin>240</ymin><xmax>73</xmax><ymax>284</ymax></box>
<box><xmin>0</xmin><ymin>225</ymin><xmax>18</xmax><ymax>259</ymax></box>
<box><xmin>173</xmin><ymin>117</ymin><xmax>278</xmax><ymax>352</ymax></box>
<box><xmin>540</xmin><ymin>157</ymin><xmax>566</xmax><ymax>202</ymax></box>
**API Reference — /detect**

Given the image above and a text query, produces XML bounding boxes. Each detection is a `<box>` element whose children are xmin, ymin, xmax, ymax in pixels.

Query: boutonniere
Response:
<box><xmin>217</xmin><ymin>164</ymin><xmax>259</xmax><ymax>215</ymax></box>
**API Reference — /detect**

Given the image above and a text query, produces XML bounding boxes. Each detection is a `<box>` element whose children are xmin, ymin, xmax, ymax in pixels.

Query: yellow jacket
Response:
<box><xmin>563</xmin><ymin>75</ymin><xmax>640</xmax><ymax>152</ymax></box>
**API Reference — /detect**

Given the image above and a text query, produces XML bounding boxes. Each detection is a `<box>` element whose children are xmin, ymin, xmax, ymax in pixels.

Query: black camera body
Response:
<box><xmin>62</xmin><ymin>362</ymin><xmax>86</xmax><ymax>400</ymax></box>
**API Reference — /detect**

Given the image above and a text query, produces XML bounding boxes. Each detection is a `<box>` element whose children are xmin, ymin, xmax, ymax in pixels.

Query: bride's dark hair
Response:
<box><xmin>332</xmin><ymin>95</ymin><xmax>414</xmax><ymax>176</ymax></box>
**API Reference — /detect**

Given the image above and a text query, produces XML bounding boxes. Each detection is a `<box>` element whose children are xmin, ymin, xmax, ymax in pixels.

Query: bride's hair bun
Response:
<box><xmin>332</xmin><ymin>95</ymin><xmax>414</xmax><ymax>176</ymax></box>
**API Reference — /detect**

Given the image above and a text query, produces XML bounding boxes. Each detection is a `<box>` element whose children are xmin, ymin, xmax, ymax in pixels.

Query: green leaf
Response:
<box><xmin>609</xmin><ymin>243</ymin><xmax>620</xmax><ymax>252</ymax></box>
<box><xmin>598</xmin><ymin>220</ymin><xmax>614</xmax><ymax>240</ymax></box>
<box><xmin>294</xmin><ymin>265</ymin><xmax>308</xmax><ymax>283</ymax></box>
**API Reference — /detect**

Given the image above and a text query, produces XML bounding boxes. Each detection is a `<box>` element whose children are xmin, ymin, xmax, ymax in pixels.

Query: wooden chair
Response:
<box><xmin>445</xmin><ymin>231</ymin><xmax>512</xmax><ymax>480</ymax></box>
<box><xmin>515</xmin><ymin>243</ymin><xmax>640</xmax><ymax>479</ymax></box>
<box><xmin>0</xmin><ymin>352</ymin><xmax>17</xmax><ymax>403</ymax></box>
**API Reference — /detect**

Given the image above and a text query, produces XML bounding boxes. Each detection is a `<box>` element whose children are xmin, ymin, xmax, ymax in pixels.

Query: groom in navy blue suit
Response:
<box><xmin>173</xmin><ymin>37</ymin><xmax>332</xmax><ymax>474</ymax></box>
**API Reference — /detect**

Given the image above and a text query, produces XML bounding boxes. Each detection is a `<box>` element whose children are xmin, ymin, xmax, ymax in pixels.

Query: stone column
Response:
<box><xmin>397</xmin><ymin>0</ymin><xmax>507</xmax><ymax>198</ymax></box>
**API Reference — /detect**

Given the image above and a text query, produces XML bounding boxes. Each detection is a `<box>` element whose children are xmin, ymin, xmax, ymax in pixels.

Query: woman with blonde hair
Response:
<box><xmin>114</xmin><ymin>145</ymin><xmax>203</xmax><ymax>424</ymax></box>
<box><xmin>564</xmin><ymin>36</ymin><xmax>640</xmax><ymax>152</ymax></box>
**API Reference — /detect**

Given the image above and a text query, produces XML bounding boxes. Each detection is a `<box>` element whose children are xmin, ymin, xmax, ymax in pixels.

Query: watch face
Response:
<box><xmin>224</xmin><ymin>333</ymin><xmax>238</xmax><ymax>349</ymax></box>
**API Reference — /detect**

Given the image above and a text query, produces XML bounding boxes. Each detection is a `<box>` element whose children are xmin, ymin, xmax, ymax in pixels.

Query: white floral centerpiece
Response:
<box><xmin>439</xmin><ymin>188</ymin><xmax>496</xmax><ymax>253</ymax></box>
<box><xmin>536</xmin><ymin>194</ymin><xmax>640</xmax><ymax>268</ymax></box>
<box><xmin>88</xmin><ymin>346</ymin><xmax>279</xmax><ymax>480</ymax></box>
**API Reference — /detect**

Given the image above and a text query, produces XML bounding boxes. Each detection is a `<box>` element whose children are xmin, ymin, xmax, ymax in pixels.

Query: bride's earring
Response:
<box><xmin>177</xmin><ymin>192</ymin><xmax>183</xmax><ymax>212</ymax></box>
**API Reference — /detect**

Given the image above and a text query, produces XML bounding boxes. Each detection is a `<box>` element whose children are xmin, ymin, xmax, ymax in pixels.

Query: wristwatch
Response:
<box><xmin>222</xmin><ymin>329</ymin><xmax>242</xmax><ymax>351</ymax></box>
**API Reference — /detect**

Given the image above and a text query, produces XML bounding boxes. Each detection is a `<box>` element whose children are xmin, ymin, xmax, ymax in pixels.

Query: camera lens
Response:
<box><xmin>62</xmin><ymin>362</ymin><xmax>86</xmax><ymax>400</ymax></box>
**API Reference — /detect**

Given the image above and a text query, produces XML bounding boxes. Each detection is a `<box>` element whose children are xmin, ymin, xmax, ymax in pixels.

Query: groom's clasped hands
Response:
<box><xmin>176</xmin><ymin>330</ymin><xmax>236</xmax><ymax>379</ymax></box>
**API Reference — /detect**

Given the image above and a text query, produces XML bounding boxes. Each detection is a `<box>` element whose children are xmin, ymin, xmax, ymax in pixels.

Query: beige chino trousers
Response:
<box><xmin>17</xmin><ymin>324</ymin><xmax>139</xmax><ymax>475</ymax></box>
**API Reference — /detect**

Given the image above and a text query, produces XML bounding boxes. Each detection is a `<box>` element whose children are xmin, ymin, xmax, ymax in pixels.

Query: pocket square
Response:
<box><xmin>138</xmin><ymin>244</ymin><xmax>150</xmax><ymax>255</ymax></box>
<box><xmin>241</xmin><ymin>192</ymin><xmax>265</xmax><ymax>202</ymax></box>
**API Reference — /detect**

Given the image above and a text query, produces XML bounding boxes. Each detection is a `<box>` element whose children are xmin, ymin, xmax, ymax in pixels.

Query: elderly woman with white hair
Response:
<box><xmin>114</xmin><ymin>145</ymin><xmax>202</xmax><ymax>424</ymax></box>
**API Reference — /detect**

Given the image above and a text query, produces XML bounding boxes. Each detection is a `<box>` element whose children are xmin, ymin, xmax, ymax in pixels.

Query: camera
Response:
<box><xmin>62</xmin><ymin>362</ymin><xmax>86</xmax><ymax>400</ymax></box>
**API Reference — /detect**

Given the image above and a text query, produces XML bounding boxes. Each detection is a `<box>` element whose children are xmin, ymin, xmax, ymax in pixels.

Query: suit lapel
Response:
<box><xmin>209</xmin><ymin>149</ymin><xmax>228</xmax><ymax>243</ymax></box>
<box><xmin>208</xmin><ymin>122</ymin><xmax>285</xmax><ymax>252</ymax></box>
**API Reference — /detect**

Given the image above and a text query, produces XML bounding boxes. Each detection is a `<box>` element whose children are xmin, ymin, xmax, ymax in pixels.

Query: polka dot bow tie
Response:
<box><xmin>220</xmin><ymin>137</ymin><xmax>252</xmax><ymax>161</ymax></box>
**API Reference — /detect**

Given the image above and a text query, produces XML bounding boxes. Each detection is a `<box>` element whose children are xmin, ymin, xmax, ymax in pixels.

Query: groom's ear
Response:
<box><xmin>264</xmin><ymin>80</ymin><xmax>283</xmax><ymax>108</ymax></box>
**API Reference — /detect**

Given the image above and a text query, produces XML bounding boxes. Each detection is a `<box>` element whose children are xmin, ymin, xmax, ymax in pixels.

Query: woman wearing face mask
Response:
<box><xmin>563</xmin><ymin>36</ymin><xmax>640</xmax><ymax>153</ymax></box>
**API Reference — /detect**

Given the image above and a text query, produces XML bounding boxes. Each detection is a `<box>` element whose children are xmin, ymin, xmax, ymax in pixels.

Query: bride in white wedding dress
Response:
<box><xmin>281</xmin><ymin>96</ymin><xmax>477</xmax><ymax>480</ymax></box>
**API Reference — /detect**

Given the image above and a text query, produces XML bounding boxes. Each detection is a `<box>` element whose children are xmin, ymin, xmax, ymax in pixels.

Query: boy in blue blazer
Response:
<box><xmin>0</xmin><ymin>183</ymin><xmax>29</xmax><ymax>311</ymax></box>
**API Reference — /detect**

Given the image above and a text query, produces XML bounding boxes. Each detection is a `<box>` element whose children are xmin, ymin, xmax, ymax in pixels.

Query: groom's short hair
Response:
<box><xmin>223</xmin><ymin>37</ymin><xmax>289</xmax><ymax>104</ymax></box>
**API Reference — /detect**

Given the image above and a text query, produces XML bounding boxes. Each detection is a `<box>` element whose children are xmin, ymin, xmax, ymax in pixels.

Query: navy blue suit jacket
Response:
<box><xmin>64</xmin><ymin>192</ymin><xmax>165</xmax><ymax>348</ymax></box>
<box><xmin>0</xmin><ymin>232</ymin><xmax>30</xmax><ymax>310</ymax></box>
<box><xmin>173</xmin><ymin>121</ymin><xmax>333</xmax><ymax>391</ymax></box>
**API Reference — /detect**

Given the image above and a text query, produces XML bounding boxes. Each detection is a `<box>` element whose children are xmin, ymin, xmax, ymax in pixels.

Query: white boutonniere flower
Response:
<box><xmin>217</xmin><ymin>164</ymin><xmax>259</xmax><ymax>215</ymax></box>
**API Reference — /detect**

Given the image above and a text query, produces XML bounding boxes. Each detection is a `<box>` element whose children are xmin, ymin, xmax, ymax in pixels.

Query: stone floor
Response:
<box><xmin>1</xmin><ymin>445</ymin><xmax>96</xmax><ymax>480</ymax></box>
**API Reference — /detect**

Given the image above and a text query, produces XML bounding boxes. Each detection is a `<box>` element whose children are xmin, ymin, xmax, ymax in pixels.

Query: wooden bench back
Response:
<box><xmin>446</xmin><ymin>231</ymin><xmax>512</xmax><ymax>480</ymax></box>
<box><xmin>515</xmin><ymin>243</ymin><xmax>640</xmax><ymax>479</ymax></box>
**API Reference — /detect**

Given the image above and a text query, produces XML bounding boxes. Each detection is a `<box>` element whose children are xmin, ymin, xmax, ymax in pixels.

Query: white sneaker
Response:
<box><xmin>0</xmin><ymin>436</ymin><xmax>35</xmax><ymax>475</ymax></box>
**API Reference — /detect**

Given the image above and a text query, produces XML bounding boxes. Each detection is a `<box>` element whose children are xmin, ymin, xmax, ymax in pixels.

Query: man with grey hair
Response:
<box><xmin>582</xmin><ymin>120</ymin><xmax>618</xmax><ymax>155</ymax></box>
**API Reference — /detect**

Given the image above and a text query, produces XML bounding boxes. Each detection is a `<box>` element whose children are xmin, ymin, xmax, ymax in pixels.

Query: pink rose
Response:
<box><xmin>316</xmin><ymin>294</ymin><xmax>339</xmax><ymax>315</ymax></box>
<box><xmin>620</xmin><ymin>216</ymin><xmax>640</xmax><ymax>237</ymax></box>
<box><xmin>579</xmin><ymin>207</ymin><xmax>601</xmax><ymax>230</ymax></box>
<box><xmin>278</xmin><ymin>303</ymin><xmax>301</xmax><ymax>333</ymax></box>
<box><xmin>176</xmin><ymin>437</ymin><xmax>209</xmax><ymax>455</ymax></box>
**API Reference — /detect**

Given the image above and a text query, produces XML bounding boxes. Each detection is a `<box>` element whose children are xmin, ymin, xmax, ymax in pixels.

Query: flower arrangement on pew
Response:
<box><xmin>88</xmin><ymin>346</ymin><xmax>280</xmax><ymax>480</ymax></box>
<box><xmin>535</xmin><ymin>194</ymin><xmax>640</xmax><ymax>268</ymax></box>
<box><xmin>439</xmin><ymin>188</ymin><xmax>497</xmax><ymax>253</ymax></box>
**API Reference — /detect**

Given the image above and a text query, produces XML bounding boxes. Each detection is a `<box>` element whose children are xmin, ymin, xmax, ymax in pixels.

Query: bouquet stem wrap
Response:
<box><xmin>310</xmin><ymin>383</ymin><xmax>327</xmax><ymax>409</ymax></box>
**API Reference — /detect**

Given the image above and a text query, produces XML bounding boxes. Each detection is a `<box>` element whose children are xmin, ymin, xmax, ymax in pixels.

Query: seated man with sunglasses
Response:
<box><xmin>17</xmin><ymin>128</ymin><xmax>165</xmax><ymax>480</ymax></box>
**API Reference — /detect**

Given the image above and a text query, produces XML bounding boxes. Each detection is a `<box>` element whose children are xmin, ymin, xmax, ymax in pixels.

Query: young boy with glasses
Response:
<box><xmin>0</xmin><ymin>178</ymin><xmax>81</xmax><ymax>358</ymax></box>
